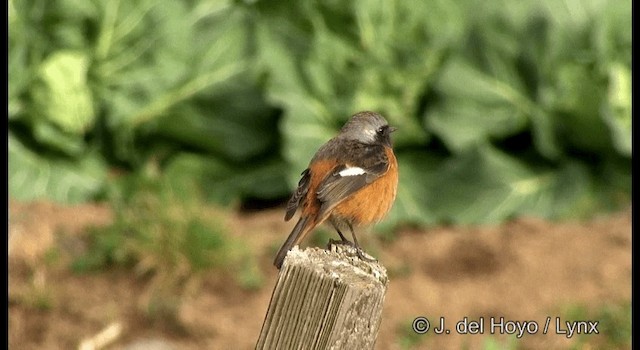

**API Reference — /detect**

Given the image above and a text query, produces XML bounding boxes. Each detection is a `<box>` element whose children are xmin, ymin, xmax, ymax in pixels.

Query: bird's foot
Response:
<box><xmin>355</xmin><ymin>248</ymin><xmax>377</xmax><ymax>263</ymax></box>
<box><xmin>327</xmin><ymin>238</ymin><xmax>355</xmax><ymax>248</ymax></box>
<box><xmin>327</xmin><ymin>239</ymin><xmax>377</xmax><ymax>263</ymax></box>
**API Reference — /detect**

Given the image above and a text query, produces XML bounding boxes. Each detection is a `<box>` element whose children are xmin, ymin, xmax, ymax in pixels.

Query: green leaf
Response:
<box><xmin>32</xmin><ymin>122</ymin><xmax>86</xmax><ymax>156</ymax></box>
<box><xmin>8</xmin><ymin>0</ymin><xmax>32</xmax><ymax>119</ymax></box>
<box><xmin>254</xmin><ymin>12</ymin><xmax>334</xmax><ymax>184</ymax></box>
<box><xmin>31</xmin><ymin>50</ymin><xmax>95</xmax><ymax>134</ymax></box>
<box><xmin>602</xmin><ymin>63</ymin><xmax>631</xmax><ymax>156</ymax></box>
<box><xmin>165</xmin><ymin>153</ymin><xmax>290</xmax><ymax>207</ymax></box>
<box><xmin>93</xmin><ymin>1</ymin><xmax>249</xmax><ymax>164</ymax></box>
<box><xmin>150</xmin><ymin>80</ymin><xmax>278</xmax><ymax>161</ymax></box>
<box><xmin>9</xmin><ymin>133</ymin><xmax>107</xmax><ymax>204</ymax></box>
<box><xmin>427</xmin><ymin>58</ymin><xmax>532</xmax><ymax>154</ymax></box>
<box><xmin>553</xmin><ymin>63</ymin><xmax>612</xmax><ymax>154</ymax></box>
<box><xmin>428</xmin><ymin>146</ymin><xmax>593</xmax><ymax>224</ymax></box>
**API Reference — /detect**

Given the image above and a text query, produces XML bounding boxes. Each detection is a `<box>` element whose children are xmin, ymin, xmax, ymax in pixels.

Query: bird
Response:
<box><xmin>274</xmin><ymin>111</ymin><xmax>398</xmax><ymax>269</ymax></box>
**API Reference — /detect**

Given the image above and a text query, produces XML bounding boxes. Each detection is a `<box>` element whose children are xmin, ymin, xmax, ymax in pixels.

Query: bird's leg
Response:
<box><xmin>328</xmin><ymin>222</ymin><xmax>355</xmax><ymax>247</ymax></box>
<box><xmin>347</xmin><ymin>223</ymin><xmax>377</xmax><ymax>263</ymax></box>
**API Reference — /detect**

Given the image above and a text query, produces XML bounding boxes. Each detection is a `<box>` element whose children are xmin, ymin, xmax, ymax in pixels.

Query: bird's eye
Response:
<box><xmin>376</xmin><ymin>126</ymin><xmax>385</xmax><ymax>135</ymax></box>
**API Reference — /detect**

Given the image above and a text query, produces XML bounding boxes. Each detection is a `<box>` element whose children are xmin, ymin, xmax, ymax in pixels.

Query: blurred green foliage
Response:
<box><xmin>562</xmin><ymin>301</ymin><xmax>631</xmax><ymax>349</ymax></box>
<box><xmin>71</xmin><ymin>164</ymin><xmax>261</xmax><ymax>323</ymax></box>
<box><xmin>9</xmin><ymin>0</ymin><xmax>631</xmax><ymax>226</ymax></box>
<box><xmin>71</xmin><ymin>165</ymin><xmax>236</xmax><ymax>275</ymax></box>
<box><xmin>395</xmin><ymin>318</ymin><xmax>429</xmax><ymax>349</ymax></box>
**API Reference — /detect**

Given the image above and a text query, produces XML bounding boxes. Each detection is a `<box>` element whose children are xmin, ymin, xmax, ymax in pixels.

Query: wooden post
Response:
<box><xmin>256</xmin><ymin>244</ymin><xmax>388</xmax><ymax>350</ymax></box>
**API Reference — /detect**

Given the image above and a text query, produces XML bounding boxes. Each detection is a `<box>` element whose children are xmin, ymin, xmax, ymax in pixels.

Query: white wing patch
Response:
<box><xmin>338</xmin><ymin>166</ymin><xmax>366</xmax><ymax>177</ymax></box>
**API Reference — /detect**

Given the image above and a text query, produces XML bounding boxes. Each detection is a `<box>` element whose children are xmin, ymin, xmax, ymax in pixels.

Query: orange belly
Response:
<box><xmin>331</xmin><ymin>147</ymin><xmax>398</xmax><ymax>225</ymax></box>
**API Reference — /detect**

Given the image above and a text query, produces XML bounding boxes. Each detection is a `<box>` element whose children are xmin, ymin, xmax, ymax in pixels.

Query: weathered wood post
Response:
<box><xmin>256</xmin><ymin>244</ymin><xmax>388</xmax><ymax>349</ymax></box>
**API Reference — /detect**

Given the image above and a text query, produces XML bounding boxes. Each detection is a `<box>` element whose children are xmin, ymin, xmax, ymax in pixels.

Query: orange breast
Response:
<box><xmin>332</xmin><ymin>147</ymin><xmax>398</xmax><ymax>225</ymax></box>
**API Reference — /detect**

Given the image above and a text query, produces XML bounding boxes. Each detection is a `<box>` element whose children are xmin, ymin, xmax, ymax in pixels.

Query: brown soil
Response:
<box><xmin>8</xmin><ymin>200</ymin><xmax>631</xmax><ymax>350</ymax></box>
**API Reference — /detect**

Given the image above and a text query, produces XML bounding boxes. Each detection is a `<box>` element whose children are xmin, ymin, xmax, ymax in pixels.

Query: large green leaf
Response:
<box><xmin>602</xmin><ymin>63</ymin><xmax>631</xmax><ymax>156</ymax></box>
<box><xmin>164</xmin><ymin>152</ymin><xmax>290</xmax><ymax>207</ymax></box>
<box><xmin>428</xmin><ymin>146</ymin><xmax>594</xmax><ymax>224</ymax></box>
<box><xmin>254</xmin><ymin>11</ymin><xmax>337</xmax><ymax>184</ymax></box>
<box><xmin>553</xmin><ymin>63</ymin><xmax>612</xmax><ymax>154</ymax></box>
<box><xmin>8</xmin><ymin>133</ymin><xmax>107</xmax><ymax>203</ymax></box>
<box><xmin>150</xmin><ymin>80</ymin><xmax>278</xmax><ymax>161</ymax></box>
<box><xmin>93</xmin><ymin>1</ymin><xmax>250</xmax><ymax>164</ymax></box>
<box><xmin>28</xmin><ymin>51</ymin><xmax>95</xmax><ymax>155</ymax></box>
<box><xmin>425</xmin><ymin>1</ymin><xmax>561</xmax><ymax>158</ymax></box>
<box><xmin>427</xmin><ymin>60</ymin><xmax>530</xmax><ymax>153</ymax></box>
<box><xmin>8</xmin><ymin>0</ymin><xmax>32</xmax><ymax>119</ymax></box>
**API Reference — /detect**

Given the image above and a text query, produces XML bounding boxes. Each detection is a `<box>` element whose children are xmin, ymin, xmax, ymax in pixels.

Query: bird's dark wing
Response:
<box><xmin>284</xmin><ymin>168</ymin><xmax>311</xmax><ymax>221</ymax></box>
<box><xmin>316</xmin><ymin>143</ymin><xmax>389</xmax><ymax>219</ymax></box>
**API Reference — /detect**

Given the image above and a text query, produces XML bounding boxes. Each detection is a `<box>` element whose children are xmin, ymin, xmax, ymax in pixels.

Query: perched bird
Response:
<box><xmin>274</xmin><ymin>111</ymin><xmax>398</xmax><ymax>269</ymax></box>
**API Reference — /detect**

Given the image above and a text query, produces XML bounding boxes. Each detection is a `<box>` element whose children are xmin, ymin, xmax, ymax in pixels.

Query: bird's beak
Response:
<box><xmin>388</xmin><ymin>126</ymin><xmax>398</xmax><ymax>133</ymax></box>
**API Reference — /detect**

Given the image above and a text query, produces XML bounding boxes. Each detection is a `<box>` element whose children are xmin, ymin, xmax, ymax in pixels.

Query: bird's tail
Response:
<box><xmin>274</xmin><ymin>216</ymin><xmax>313</xmax><ymax>269</ymax></box>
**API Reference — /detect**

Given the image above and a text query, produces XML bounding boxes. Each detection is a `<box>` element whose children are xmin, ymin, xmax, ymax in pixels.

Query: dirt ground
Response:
<box><xmin>8</xmin><ymin>200</ymin><xmax>631</xmax><ymax>350</ymax></box>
